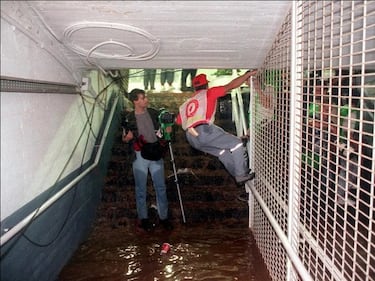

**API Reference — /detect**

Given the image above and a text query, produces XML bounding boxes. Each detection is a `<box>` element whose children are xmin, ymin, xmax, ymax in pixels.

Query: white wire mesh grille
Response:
<box><xmin>251</xmin><ymin>10</ymin><xmax>292</xmax><ymax>281</ymax></box>
<box><xmin>250</xmin><ymin>1</ymin><xmax>374</xmax><ymax>281</ymax></box>
<box><xmin>298</xmin><ymin>1</ymin><xmax>375</xmax><ymax>280</ymax></box>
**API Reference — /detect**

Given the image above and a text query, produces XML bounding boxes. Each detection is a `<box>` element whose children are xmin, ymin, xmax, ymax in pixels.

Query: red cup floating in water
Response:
<box><xmin>160</xmin><ymin>243</ymin><xmax>171</xmax><ymax>254</ymax></box>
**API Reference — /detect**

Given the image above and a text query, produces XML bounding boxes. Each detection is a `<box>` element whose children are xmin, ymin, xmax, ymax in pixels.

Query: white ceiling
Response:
<box><xmin>4</xmin><ymin>1</ymin><xmax>292</xmax><ymax>71</ymax></box>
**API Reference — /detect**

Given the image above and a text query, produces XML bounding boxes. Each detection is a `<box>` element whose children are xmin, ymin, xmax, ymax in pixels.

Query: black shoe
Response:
<box><xmin>160</xmin><ymin>219</ymin><xmax>173</xmax><ymax>231</ymax></box>
<box><xmin>241</xmin><ymin>135</ymin><xmax>249</xmax><ymax>145</ymax></box>
<box><xmin>140</xmin><ymin>219</ymin><xmax>154</xmax><ymax>232</ymax></box>
<box><xmin>237</xmin><ymin>192</ymin><xmax>248</xmax><ymax>202</ymax></box>
<box><xmin>235</xmin><ymin>171</ymin><xmax>255</xmax><ymax>185</ymax></box>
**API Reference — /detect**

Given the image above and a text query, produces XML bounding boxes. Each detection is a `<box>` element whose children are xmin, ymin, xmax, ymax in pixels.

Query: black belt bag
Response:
<box><xmin>141</xmin><ymin>141</ymin><xmax>166</xmax><ymax>161</ymax></box>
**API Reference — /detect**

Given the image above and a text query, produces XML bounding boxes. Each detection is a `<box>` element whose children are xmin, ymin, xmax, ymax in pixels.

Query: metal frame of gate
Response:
<box><xmin>246</xmin><ymin>1</ymin><xmax>375</xmax><ymax>281</ymax></box>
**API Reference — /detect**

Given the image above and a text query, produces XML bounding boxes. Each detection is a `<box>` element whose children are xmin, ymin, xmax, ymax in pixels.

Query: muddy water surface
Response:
<box><xmin>59</xmin><ymin>223</ymin><xmax>271</xmax><ymax>281</ymax></box>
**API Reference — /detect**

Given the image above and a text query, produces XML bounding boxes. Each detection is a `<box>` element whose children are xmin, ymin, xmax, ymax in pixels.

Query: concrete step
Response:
<box><xmin>99</xmin><ymin>93</ymin><xmax>249</xmax><ymax>226</ymax></box>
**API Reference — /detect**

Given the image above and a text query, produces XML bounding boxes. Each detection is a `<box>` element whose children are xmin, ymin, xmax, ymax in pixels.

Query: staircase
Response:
<box><xmin>99</xmin><ymin>92</ymin><xmax>249</xmax><ymax>228</ymax></box>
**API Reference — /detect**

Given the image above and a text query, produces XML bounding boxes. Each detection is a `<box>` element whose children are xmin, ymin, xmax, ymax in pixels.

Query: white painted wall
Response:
<box><xmin>0</xmin><ymin>80</ymin><xmax>110</xmax><ymax>221</ymax></box>
<box><xmin>0</xmin><ymin>11</ymin><xmax>111</xmax><ymax>220</ymax></box>
<box><xmin>0</xmin><ymin>18</ymin><xmax>79</xmax><ymax>84</ymax></box>
<box><xmin>1</xmin><ymin>93</ymin><xmax>72</xmax><ymax>219</ymax></box>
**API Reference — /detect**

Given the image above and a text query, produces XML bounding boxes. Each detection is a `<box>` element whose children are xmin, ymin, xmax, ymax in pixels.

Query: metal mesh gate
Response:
<box><xmin>248</xmin><ymin>1</ymin><xmax>375</xmax><ymax>281</ymax></box>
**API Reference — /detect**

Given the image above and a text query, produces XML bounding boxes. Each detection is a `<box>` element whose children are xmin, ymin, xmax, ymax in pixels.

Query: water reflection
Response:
<box><xmin>59</xmin><ymin>224</ymin><xmax>271</xmax><ymax>281</ymax></box>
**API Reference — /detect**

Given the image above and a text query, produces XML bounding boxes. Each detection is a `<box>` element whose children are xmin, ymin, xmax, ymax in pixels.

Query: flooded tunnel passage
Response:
<box><xmin>59</xmin><ymin>92</ymin><xmax>271</xmax><ymax>280</ymax></box>
<box><xmin>58</xmin><ymin>223</ymin><xmax>271</xmax><ymax>281</ymax></box>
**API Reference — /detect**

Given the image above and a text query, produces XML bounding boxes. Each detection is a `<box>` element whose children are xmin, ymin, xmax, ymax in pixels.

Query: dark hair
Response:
<box><xmin>194</xmin><ymin>84</ymin><xmax>208</xmax><ymax>91</ymax></box>
<box><xmin>129</xmin><ymin>88</ymin><xmax>145</xmax><ymax>102</ymax></box>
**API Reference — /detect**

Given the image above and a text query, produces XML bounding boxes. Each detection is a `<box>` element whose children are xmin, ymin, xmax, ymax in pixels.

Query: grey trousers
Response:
<box><xmin>186</xmin><ymin>124</ymin><xmax>248</xmax><ymax>177</ymax></box>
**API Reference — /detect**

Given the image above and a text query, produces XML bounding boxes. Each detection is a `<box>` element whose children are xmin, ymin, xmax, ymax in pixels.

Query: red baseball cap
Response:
<box><xmin>193</xmin><ymin>74</ymin><xmax>209</xmax><ymax>88</ymax></box>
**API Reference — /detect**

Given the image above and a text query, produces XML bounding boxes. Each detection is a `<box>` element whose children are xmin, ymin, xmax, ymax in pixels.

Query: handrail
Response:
<box><xmin>1</xmin><ymin>95</ymin><xmax>120</xmax><ymax>246</ymax></box>
<box><xmin>286</xmin><ymin>2</ymin><xmax>300</xmax><ymax>280</ymax></box>
<box><xmin>248</xmin><ymin>184</ymin><xmax>313</xmax><ymax>281</ymax></box>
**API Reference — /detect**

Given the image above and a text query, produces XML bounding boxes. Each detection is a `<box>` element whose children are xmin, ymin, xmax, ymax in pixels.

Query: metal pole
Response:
<box><xmin>168</xmin><ymin>142</ymin><xmax>186</xmax><ymax>223</ymax></box>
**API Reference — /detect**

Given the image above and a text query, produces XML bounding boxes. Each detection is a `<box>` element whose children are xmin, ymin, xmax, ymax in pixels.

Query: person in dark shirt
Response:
<box><xmin>122</xmin><ymin>88</ymin><xmax>173</xmax><ymax>232</ymax></box>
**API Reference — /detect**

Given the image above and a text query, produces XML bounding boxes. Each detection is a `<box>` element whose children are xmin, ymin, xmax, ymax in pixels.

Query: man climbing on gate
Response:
<box><xmin>175</xmin><ymin>70</ymin><xmax>257</xmax><ymax>185</ymax></box>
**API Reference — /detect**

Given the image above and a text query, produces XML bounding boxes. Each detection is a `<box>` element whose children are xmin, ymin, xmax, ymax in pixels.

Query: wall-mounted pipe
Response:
<box><xmin>0</xmin><ymin>76</ymin><xmax>79</xmax><ymax>94</ymax></box>
<box><xmin>62</xmin><ymin>22</ymin><xmax>160</xmax><ymax>77</ymax></box>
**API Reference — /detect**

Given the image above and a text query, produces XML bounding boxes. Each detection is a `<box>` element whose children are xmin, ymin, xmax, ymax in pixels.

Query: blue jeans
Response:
<box><xmin>143</xmin><ymin>69</ymin><xmax>156</xmax><ymax>90</ymax></box>
<box><xmin>132</xmin><ymin>151</ymin><xmax>169</xmax><ymax>220</ymax></box>
<box><xmin>160</xmin><ymin>69</ymin><xmax>174</xmax><ymax>85</ymax></box>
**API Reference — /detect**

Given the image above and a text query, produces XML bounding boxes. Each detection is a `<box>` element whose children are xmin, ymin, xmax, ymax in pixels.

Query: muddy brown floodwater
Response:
<box><xmin>58</xmin><ymin>223</ymin><xmax>272</xmax><ymax>281</ymax></box>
